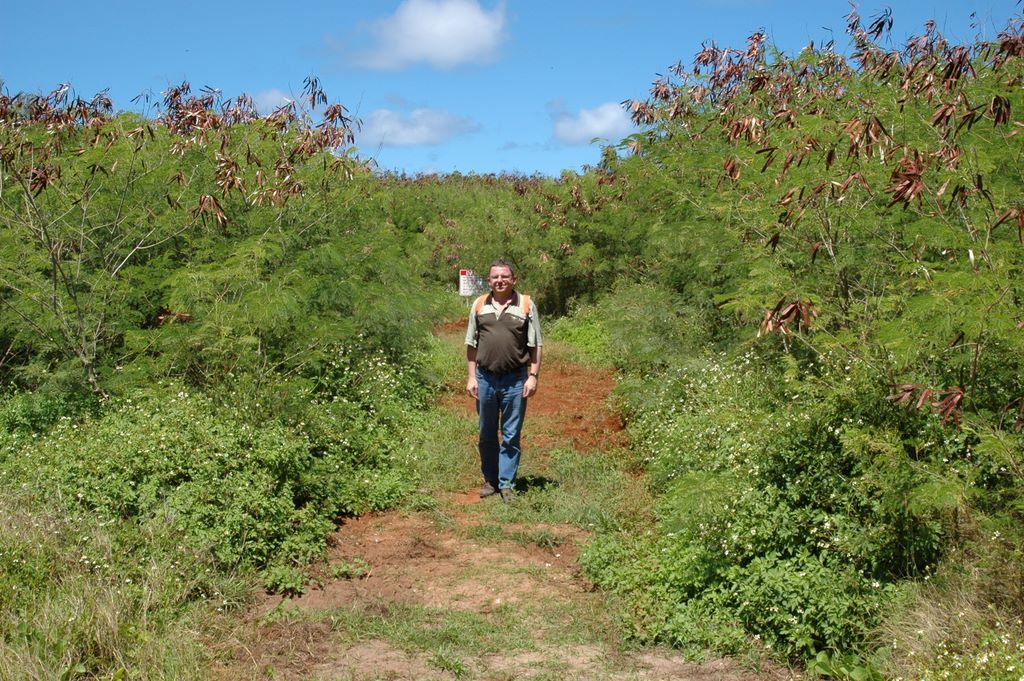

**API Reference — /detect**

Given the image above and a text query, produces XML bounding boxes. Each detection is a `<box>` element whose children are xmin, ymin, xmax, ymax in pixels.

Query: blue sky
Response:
<box><xmin>3</xmin><ymin>1</ymin><xmax>1020</xmax><ymax>176</ymax></box>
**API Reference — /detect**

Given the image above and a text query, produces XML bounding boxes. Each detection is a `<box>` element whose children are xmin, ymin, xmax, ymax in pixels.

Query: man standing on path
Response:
<box><xmin>465</xmin><ymin>259</ymin><xmax>542</xmax><ymax>502</ymax></box>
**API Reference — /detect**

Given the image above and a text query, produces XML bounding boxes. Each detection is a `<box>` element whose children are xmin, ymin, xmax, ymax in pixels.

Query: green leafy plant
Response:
<box><xmin>329</xmin><ymin>558</ymin><xmax>371</xmax><ymax>580</ymax></box>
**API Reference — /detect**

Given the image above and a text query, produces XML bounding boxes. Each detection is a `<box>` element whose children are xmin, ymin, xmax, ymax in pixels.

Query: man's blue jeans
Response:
<box><xmin>476</xmin><ymin>367</ymin><xmax>528</xmax><ymax>491</ymax></box>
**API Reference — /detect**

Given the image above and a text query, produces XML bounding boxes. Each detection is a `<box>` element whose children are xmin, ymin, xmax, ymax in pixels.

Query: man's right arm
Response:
<box><xmin>466</xmin><ymin>345</ymin><xmax>478</xmax><ymax>398</ymax></box>
<box><xmin>465</xmin><ymin>307</ymin><xmax>479</xmax><ymax>398</ymax></box>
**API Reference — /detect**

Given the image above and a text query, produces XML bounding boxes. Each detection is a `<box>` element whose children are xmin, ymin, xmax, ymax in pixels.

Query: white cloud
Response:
<box><xmin>355</xmin><ymin>0</ymin><xmax>506</xmax><ymax>70</ymax></box>
<box><xmin>552</xmin><ymin>102</ymin><xmax>633</xmax><ymax>145</ymax></box>
<box><xmin>359</xmin><ymin>107</ymin><xmax>478</xmax><ymax>146</ymax></box>
<box><xmin>252</xmin><ymin>88</ymin><xmax>291</xmax><ymax>115</ymax></box>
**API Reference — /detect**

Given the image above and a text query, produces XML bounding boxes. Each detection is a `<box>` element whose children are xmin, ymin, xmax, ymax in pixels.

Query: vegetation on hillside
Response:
<box><xmin>0</xmin><ymin>78</ymin><xmax>454</xmax><ymax>677</ymax></box>
<box><xmin>572</xmin><ymin>9</ymin><xmax>1024</xmax><ymax>679</ymax></box>
<box><xmin>2</xmin><ymin>7</ymin><xmax>1023</xmax><ymax>679</ymax></box>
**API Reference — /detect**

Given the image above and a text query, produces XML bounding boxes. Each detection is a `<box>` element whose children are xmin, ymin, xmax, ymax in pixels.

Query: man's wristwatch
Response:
<box><xmin>529</xmin><ymin>372</ymin><xmax>539</xmax><ymax>379</ymax></box>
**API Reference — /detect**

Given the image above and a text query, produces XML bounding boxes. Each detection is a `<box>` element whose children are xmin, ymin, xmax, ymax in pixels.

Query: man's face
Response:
<box><xmin>488</xmin><ymin>265</ymin><xmax>516</xmax><ymax>295</ymax></box>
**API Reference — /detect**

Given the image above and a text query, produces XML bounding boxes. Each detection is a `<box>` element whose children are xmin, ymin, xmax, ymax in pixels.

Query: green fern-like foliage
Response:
<box><xmin>578</xmin><ymin>10</ymin><xmax>1024</xmax><ymax>667</ymax></box>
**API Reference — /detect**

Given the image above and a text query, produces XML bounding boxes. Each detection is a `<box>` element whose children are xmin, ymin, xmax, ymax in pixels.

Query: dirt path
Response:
<box><xmin>211</xmin><ymin>333</ymin><xmax>792</xmax><ymax>680</ymax></box>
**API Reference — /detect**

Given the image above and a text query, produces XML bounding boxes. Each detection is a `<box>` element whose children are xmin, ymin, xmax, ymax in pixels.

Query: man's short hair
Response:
<box><xmin>488</xmin><ymin>258</ymin><xmax>516</xmax><ymax>277</ymax></box>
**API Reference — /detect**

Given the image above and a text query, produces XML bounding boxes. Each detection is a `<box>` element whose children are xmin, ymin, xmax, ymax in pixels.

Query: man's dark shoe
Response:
<box><xmin>500</xmin><ymin>488</ymin><xmax>515</xmax><ymax>503</ymax></box>
<box><xmin>480</xmin><ymin>481</ymin><xmax>498</xmax><ymax>498</ymax></box>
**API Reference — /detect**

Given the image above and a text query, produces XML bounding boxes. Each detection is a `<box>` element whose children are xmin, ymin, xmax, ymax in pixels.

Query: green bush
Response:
<box><xmin>585</xmin><ymin>347</ymin><xmax>993</xmax><ymax>659</ymax></box>
<box><xmin>0</xmin><ymin>383</ymin><xmax>97</xmax><ymax>434</ymax></box>
<box><xmin>3</xmin><ymin>341</ymin><xmax>431</xmax><ymax>579</ymax></box>
<box><xmin>544</xmin><ymin>304</ymin><xmax>614</xmax><ymax>367</ymax></box>
<box><xmin>11</xmin><ymin>392</ymin><xmax>324</xmax><ymax>571</ymax></box>
<box><xmin>722</xmin><ymin>551</ymin><xmax>893</xmax><ymax>657</ymax></box>
<box><xmin>0</xmin><ymin>328</ymin><xmax>441</xmax><ymax>676</ymax></box>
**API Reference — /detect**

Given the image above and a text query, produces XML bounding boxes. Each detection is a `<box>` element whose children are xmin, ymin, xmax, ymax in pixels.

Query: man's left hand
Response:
<box><xmin>523</xmin><ymin>376</ymin><xmax>538</xmax><ymax>398</ymax></box>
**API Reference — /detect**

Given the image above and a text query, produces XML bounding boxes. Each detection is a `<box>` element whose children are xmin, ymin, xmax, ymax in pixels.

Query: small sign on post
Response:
<box><xmin>459</xmin><ymin>269</ymin><xmax>489</xmax><ymax>297</ymax></box>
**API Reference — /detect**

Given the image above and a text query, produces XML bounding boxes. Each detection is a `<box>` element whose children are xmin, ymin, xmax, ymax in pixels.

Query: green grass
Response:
<box><xmin>0</xmin><ymin>491</ymin><xmax>246</xmax><ymax>681</ymax></box>
<box><xmin>264</xmin><ymin>600</ymin><xmax>536</xmax><ymax>676</ymax></box>
<box><xmin>479</xmin><ymin>448</ymin><xmax>653</xmax><ymax>533</ymax></box>
<box><xmin>463</xmin><ymin>523</ymin><xmax>568</xmax><ymax>550</ymax></box>
<box><xmin>399</xmin><ymin>406</ymin><xmax>478</xmax><ymax>496</ymax></box>
<box><xmin>543</xmin><ymin>308</ymin><xmax>615</xmax><ymax>369</ymax></box>
<box><xmin>258</xmin><ymin>595</ymin><xmax>675</xmax><ymax>680</ymax></box>
<box><xmin>877</xmin><ymin>537</ymin><xmax>1024</xmax><ymax>681</ymax></box>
